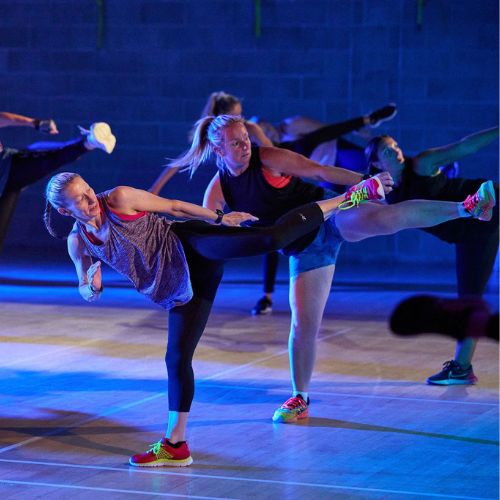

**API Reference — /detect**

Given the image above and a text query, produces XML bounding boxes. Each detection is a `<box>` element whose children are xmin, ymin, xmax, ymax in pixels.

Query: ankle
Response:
<box><xmin>293</xmin><ymin>391</ymin><xmax>309</xmax><ymax>402</ymax></box>
<box><xmin>458</xmin><ymin>202</ymin><xmax>472</xmax><ymax>218</ymax></box>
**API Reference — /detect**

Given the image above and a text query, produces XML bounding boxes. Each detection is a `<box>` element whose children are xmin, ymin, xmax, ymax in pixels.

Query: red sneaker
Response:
<box><xmin>463</xmin><ymin>180</ymin><xmax>496</xmax><ymax>221</ymax></box>
<box><xmin>129</xmin><ymin>438</ymin><xmax>193</xmax><ymax>467</ymax></box>
<box><xmin>272</xmin><ymin>395</ymin><xmax>309</xmax><ymax>423</ymax></box>
<box><xmin>339</xmin><ymin>176</ymin><xmax>385</xmax><ymax>210</ymax></box>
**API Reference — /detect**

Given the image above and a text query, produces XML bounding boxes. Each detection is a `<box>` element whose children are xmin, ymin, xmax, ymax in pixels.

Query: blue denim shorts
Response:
<box><xmin>288</xmin><ymin>214</ymin><xmax>344</xmax><ymax>278</ymax></box>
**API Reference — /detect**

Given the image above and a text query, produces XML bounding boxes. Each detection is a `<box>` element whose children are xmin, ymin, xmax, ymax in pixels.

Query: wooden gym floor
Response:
<box><xmin>0</xmin><ymin>256</ymin><xmax>498</xmax><ymax>499</ymax></box>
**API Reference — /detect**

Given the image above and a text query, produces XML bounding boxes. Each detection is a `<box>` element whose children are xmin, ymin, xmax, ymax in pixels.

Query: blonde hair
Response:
<box><xmin>44</xmin><ymin>172</ymin><xmax>81</xmax><ymax>239</ymax></box>
<box><xmin>170</xmin><ymin>114</ymin><xmax>246</xmax><ymax>177</ymax></box>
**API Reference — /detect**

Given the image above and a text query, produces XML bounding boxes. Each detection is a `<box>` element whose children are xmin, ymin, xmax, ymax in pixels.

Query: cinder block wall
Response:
<box><xmin>1</xmin><ymin>0</ymin><xmax>498</xmax><ymax>265</ymax></box>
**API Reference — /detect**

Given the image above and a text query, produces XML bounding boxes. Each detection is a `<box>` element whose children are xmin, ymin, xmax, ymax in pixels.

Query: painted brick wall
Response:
<box><xmin>1</xmin><ymin>0</ymin><xmax>498</xmax><ymax>265</ymax></box>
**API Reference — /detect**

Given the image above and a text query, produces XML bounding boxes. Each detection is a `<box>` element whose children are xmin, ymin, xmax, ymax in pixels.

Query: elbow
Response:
<box><xmin>170</xmin><ymin>200</ymin><xmax>183</xmax><ymax>216</ymax></box>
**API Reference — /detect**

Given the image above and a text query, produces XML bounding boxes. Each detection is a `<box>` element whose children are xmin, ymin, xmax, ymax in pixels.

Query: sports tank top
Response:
<box><xmin>219</xmin><ymin>147</ymin><xmax>325</xmax><ymax>227</ymax></box>
<box><xmin>76</xmin><ymin>193</ymin><xmax>192</xmax><ymax>310</ymax></box>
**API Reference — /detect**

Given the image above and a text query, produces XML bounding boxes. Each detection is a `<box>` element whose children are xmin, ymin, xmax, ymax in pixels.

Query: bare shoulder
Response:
<box><xmin>106</xmin><ymin>186</ymin><xmax>135</xmax><ymax>209</ymax></box>
<box><xmin>259</xmin><ymin>145</ymin><xmax>292</xmax><ymax>169</ymax></box>
<box><xmin>67</xmin><ymin>225</ymin><xmax>87</xmax><ymax>257</ymax></box>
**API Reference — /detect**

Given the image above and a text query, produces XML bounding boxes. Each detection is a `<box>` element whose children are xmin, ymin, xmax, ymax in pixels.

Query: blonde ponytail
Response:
<box><xmin>170</xmin><ymin>114</ymin><xmax>246</xmax><ymax>178</ymax></box>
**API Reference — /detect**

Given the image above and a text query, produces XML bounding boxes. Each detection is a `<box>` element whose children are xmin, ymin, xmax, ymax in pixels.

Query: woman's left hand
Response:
<box><xmin>221</xmin><ymin>211</ymin><xmax>259</xmax><ymax>227</ymax></box>
<box><xmin>373</xmin><ymin>171</ymin><xmax>394</xmax><ymax>194</ymax></box>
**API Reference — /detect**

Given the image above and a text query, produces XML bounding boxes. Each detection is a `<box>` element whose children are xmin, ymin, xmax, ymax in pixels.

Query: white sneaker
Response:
<box><xmin>79</xmin><ymin>122</ymin><xmax>116</xmax><ymax>154</ymax></box>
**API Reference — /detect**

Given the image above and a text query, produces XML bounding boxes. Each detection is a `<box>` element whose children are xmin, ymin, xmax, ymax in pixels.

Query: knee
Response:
<box><xmin>165</xmin><ymin>347</ymin><xmax>192</xmax><ymax>376</ymax></box>
<box><xmin>289</xmin><ymin>321</ymin><xmax>320</xmax><ymax>346</ymax></box>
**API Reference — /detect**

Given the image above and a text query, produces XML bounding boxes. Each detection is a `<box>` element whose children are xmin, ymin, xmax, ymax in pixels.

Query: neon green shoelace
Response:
<box><xmin>149</xmin><ymin>441</ymin><xmax>163</xmax><ymax>456</ymax></box>
<box><xmin>338</xmin><ymin>187</ymin><xmax>368</xmax><ymax>210</ymax></box>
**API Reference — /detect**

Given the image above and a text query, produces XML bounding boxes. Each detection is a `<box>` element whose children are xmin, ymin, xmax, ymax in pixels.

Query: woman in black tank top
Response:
<box><xmin>173</xmin><ymin>114</ymin><xmax>493</xmax><ymax>430</ymax></box>
<box><xmin>365</xmin><ymin>128</ymin><xmax>499</xmax><ymax>386</ymax></box>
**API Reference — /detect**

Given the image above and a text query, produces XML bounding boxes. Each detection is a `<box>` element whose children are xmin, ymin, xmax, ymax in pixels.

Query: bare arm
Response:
<box><xmin>67</xmin><ymin>228</ymin><xmax>103</xmax><ymax>302</ymax></box>
<box><xmin>260</xmin><ymin>146</ymin><xmax>363</xmax><ymax>185</ymax></box>
<box><xmin>0</xmin><ymin>112</ymin><xmax>58</xmax><ymax>134</ymax></box>
<box><xmin>148</xmin><ymin>165</ymin><xmax>181</xmax><ymax>195</ymax></box>
<box><xmin>107</xmin><ymin>186</ymin><xmax>256</xmax><ymax>226</ymax></box>
<box><xmin>0</xmin><ymin>112</ymin><xmax>36</xmax><ymax>129</ymax></box>
<box><xmin>414</xmin><ymin>126</ymin><xmax>499</xmax><ymax>175</ymax></box>
<box><xmin>203</xmin><ymin>173</ymin><xmax>226</xmax><ymax>211</ymax></box>
<box><xmin>244</xmin><ymin>121</ymin><xmax>274</xmax><ymax>147</ymax></box>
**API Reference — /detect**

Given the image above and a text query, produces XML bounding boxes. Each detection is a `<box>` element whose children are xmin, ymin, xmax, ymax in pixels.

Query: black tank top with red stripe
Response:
<box><xmin>219</xmin><ymin>147</ymin><xmax>325</xmax><ymax>227</ymax></box>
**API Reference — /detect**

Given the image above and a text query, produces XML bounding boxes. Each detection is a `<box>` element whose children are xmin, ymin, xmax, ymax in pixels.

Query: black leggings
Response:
<box><xmin>0</xmin><ymin>138</ymin><xmax>88</xmax><ymax>251</ymax></box>
<box><xmin>278</xmin><ymin>116</ymin><xmax>366</xmax><ymax>158</ymax></box>
<box><xmin>166</xmin><ymin>202</ymin><xmax>325</xmax><ymax>412</ymax></box>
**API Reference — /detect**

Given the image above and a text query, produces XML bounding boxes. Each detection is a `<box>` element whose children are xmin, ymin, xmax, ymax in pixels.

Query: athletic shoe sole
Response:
<box><xmin>129</xmin><ymin>456</ymin><xmax>193</xmax><ymax>467</ymax></box>
<box><xmin>272</xmin><ymin>408</ymin><xmax>309</xmax><ymax>423</ymax></box>
<box><xmin>90</xmin><ymin>123</ymin><xmax>116</xmax><ymax>154</ymax></box>
<box><xmin>427</xmin><ymin>377</ymin><xmax>477</xmax><ymax>386</ymax></box>
<box><xmin>252</xmin><ymin>307</ymin><xmax>272</xmax><ymax>315</ymax></box>
<box><xmin>369</xmin><ymin>103</ymin><xmax>397</xmax><ymax>128</ymax></box>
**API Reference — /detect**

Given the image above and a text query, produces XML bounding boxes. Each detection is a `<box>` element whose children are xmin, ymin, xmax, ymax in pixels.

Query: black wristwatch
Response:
<box><xmin>214</xmin><ymin>209</ymin><xmax>224</xmax><ymax>224</ymax></box>
<box><xmin>362</xmin><ymin>173</ymin><xmax>371</xmax><ymax>180</ymax></box>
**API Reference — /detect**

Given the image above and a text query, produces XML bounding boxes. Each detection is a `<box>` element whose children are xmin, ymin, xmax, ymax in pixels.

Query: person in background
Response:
<box><xmin>0</xmin><ymin>111</ymin><xmax>115</xmax><ymax>252</ymax></box>
<box><xmin>365</xmin><ymin>126</ymin><xmax>499</xmax><ymax>385</ymax></box>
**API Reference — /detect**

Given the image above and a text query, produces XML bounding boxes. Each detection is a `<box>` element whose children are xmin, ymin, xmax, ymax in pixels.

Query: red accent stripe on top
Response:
<box><xmin>261</xmin><ymin>167</ymin><xmax>292</xmax><ymax>188</ymax></box>
<box><xmin>108</xmin><ymin>206</ymin><xmax>147</xmax><ymax>221</ymax></box>
<box><xmin>82</xmin><ymin>227</ymin><xmax>102</xmax><ymax>245</ymax></box>
<box><xmin>81</xmin><ymin>202</ymin><xmax>147</xmax><ymax>245</ymax></box>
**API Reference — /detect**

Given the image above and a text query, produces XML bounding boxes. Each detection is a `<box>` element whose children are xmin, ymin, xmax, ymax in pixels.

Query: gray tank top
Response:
<box><xmin>77</xmin><ymin>193</ymin><xmax>192</xmax><ymax>310</ymax></box>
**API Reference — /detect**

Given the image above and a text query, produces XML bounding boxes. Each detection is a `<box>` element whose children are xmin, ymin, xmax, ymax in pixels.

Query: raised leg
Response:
<box><xmin>335</xmin><ymin>200</ymin><xmax>463</xmax><ymax>243</ymax></box>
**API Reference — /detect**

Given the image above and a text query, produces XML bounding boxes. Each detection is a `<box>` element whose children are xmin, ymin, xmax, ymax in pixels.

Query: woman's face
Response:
<box><xmin>218</xmin><ymin>122</ymin><xmax>252</xmax><ymax>172</ymax></box>
<box><xmin>59</xmin><ymin>177</ymin><xmax>100</xmax><ymax>220</ymax></box>
<box><xmin>377</xmin><ymin>137</ymin><xmax>405</xmax><ymax>168</ymax></box>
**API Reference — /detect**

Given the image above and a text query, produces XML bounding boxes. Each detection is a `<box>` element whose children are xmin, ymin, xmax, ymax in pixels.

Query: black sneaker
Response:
<box><xmin>251</xmin><ymin>296</ymin><xmax>273</xmax><ymax>315</ymax></box>
<box><xmin>368</xmin><ymin>103</ymin><xmax>397</xmax><ymax>128</ymax></box>
<box><xmin>427</xmin><ymin>360</ymin><xmax>478</xmax><ymax>386</ymax></box>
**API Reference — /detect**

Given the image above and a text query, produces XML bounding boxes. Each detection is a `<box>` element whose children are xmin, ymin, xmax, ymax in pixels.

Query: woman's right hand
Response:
<box><xmin>87</xmin><ymin>260</ymin><xmax>102</xmax><ymax>290</ymax></box>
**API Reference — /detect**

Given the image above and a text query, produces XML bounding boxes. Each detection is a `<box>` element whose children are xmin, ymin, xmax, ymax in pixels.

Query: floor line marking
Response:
<box><xmin>196</xmin><ymin>382</ymin><xmax>499</xmax><ymax>407</ymax></box>
<box><xmin>202</xmin><ymin>327</ymin><xmax>353</xmax><ymax>381</ymax></box>
<box><xmin>0</xmin><ymin>459</ymin><xmax>495</xmax><ymax>500</ymax></box>
<box><xmin>0</xmin><ymin>479</ymin><xmax>233</xmax><ymax>499</ymax></box>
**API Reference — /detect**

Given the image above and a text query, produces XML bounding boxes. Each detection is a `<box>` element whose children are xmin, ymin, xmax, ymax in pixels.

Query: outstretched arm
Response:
<box><xmin>107</xmin><ymin>186</ymin><xmax>256</xmax><ymax>226</ymax></box>
<box><xmin>148</xmin><ymin>165</ymin><xmax>181</xmax><ymax>195</ymax></box>
<box><xmin>414</xmin><ymin>126</ymin><xmax>499</xmax><ymax>175</ymax></box>
<box><xmin>260</xmin><ymin>146</ymin><xmax>364</xmax><ymax>186</ymax></box>
<box><xmin>67</xmin><ymin>229</ymin><xmax>103</xmax><ymax>302</ymax></box>
<box><xmin>0</xmin><ymin>111</ymin><xmax>59</xmax><ymax>134</ymax></box>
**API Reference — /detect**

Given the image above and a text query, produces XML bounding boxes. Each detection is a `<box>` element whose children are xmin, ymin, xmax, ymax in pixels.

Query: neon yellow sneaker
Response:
<box><xmin>272</xmin><ymin>395</ymin><xmax>309</xmax><ymax>423</ymax></box>
<box><xmin>129</xmin><ymin>438</ymin><xmax>193</xmax><ymax>467</ymax></box>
